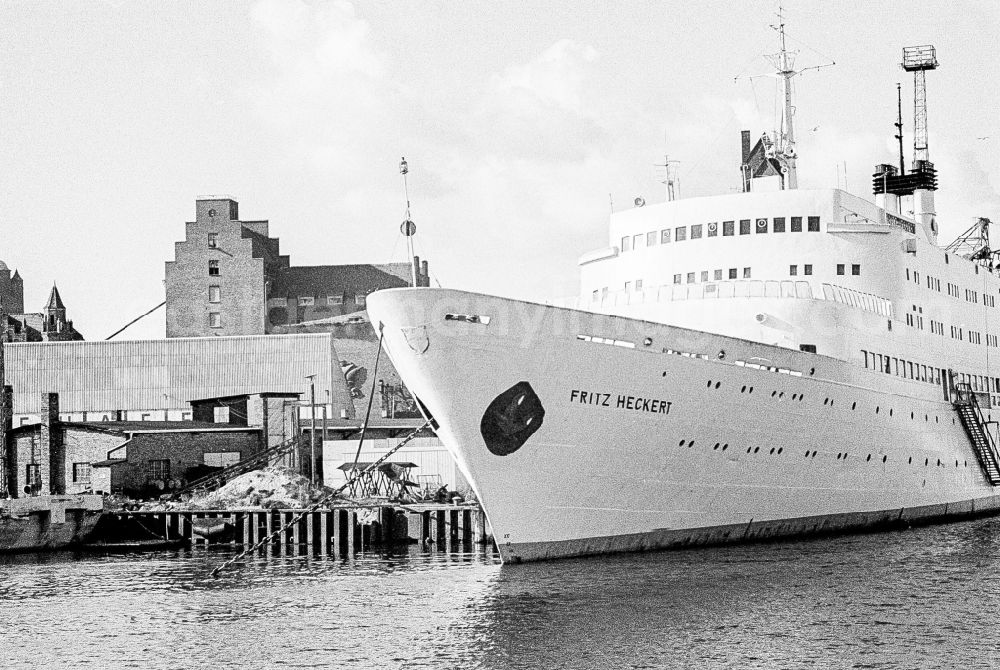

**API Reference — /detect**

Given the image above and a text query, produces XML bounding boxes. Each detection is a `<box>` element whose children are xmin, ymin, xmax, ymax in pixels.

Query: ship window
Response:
<box><xmin>691</xmin><ymin>224</ymin><xmax>703</xmax><ymax>239</ymax></box>
<box><xmin>743</xmin><ymin>267</ymin><xmax>751</xmax><ymax>279</ymax></box>
<box><xmin>686</xmin><ymin>272</ymin><xmax>695</xmax><ymax>283</ymax></box>
<box><xmin>621</xmin><ymin>236</ymin><xmax>630</xmax><ymax>252</ymax></box>
<box><xmin>808</xmin><ymin>216</ymin><xmax>820</xmax><ymax>231</ymax></box>
<box><xmin>714</xmin><ymin>269</ymin><xmax>723</xmax><ymax>280</ymax></box>
<box><xmin>633</xmin><ymin>234</ymin><xmax>643</xmax><ymax>249</ymax></box>
<box><xmin>729</xmin><ymin>268</ymin><xmax>737</xmax><ymax>279</ymax></box>
<box><xmin>647</xmin><ymin>231</ymin><xmax>657</xmax><ymax>247</ymax></box>
<box><xmin>592</xmin><ymin>290</ymin><xmax>599</xmax><ymax>302</ymax></box>
<box><xmin>707</xmin><ymin>222</ymin><xmax>719</xmax><ymax>237</ymax></box>
<box><xmin>740</xmin><ymin>219</ymin><xmax>751</xmax><ymax>235</ymax></box>
<box><xmin>661</xmin><ymin>229</ymin><xmax>671</xmax><ymax>244</ymax></box>
<box><xmin>789</xmin><ymin>265</ymin><xmax>798</xmax><ymax>276</ymax></box>
<box><xmin>804</xmin><ymin>264</ymin><xmax>812</xmax><ymax>275</ymax></box>
<box><xmin>601</xmin><ymin>287</ymin><xmax>608</xmax><ymax>300</ymax></box>
<box><xmin>700</xmin><ymin>271</ymin><xmax>709</xmax><ymax>282</ymax></box>
<box><xmin>773</xmin><ymin>217</ymin><xmax>786</xmax><ymax>233</ymax></box>
<box><xmin>624</xmin><ymin>281</ymin><xmax>632</xmax><ymax>294</ymax></box>
<box><xmin>756</xmin><ymin>218</ymin><xmax>768</xmax><ymax>233</ymax></box>
<box><xmin>723</xmin><ymin>221</ymin><xmax>735</xmax><ymax>236</ymax></box>
<box><xmin>673</xmin><ymin>274</ymin><xmax>681</xmax><ymax>285</ymax></box>
<box><xmin>836</xmin><ymin>264</ymin><xmax>845</xmax><ymax>275</ymax></box>
<box><xmin>676</xmin><ymin>227</ymin><xmax>687</xmax><ymax>242</ymax></box>
<box><xmin>852</xmin><ymin>264</ymin><xmax>860</xmax><ymax>276</ymax></box>
<box><xmin>791</xmin><ymin>216</ymin><xmax>803</xmax><ymax>232</ymax></box>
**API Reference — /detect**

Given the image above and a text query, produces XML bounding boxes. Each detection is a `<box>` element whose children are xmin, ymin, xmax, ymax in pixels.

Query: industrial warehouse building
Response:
<box><xmin>3</xmin><ymin>333</ymin><xmax>349</xmax><ymax>423</ymax></box>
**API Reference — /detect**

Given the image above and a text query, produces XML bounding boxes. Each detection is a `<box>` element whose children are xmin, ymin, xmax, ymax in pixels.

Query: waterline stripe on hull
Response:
<box><xmin>501</xmin><ymin>493</ymin><xmax>1000</xmax><ymax>563</ymax></box>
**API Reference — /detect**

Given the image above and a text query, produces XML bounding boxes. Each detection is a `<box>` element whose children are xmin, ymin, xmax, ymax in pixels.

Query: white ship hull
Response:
<box><xmin>369</xmin><ymin>288</ymin><xmax>1000</xmax><ymax>563</ymax></box>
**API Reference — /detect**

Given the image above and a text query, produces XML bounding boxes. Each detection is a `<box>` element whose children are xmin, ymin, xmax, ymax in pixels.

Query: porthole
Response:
<box><xmin>662</xmin><ymin>371</ymin><xmax>667</xmax><ymax>377</ymax></box>
<box><xmin>753</xmin><ymin>446</ymin><xmax>760</xmax><ymax>453</ymax></box>
<box><xmin>679</xmin><ymin>439</ymin><xmax>686</xmax><ymax>447</ymax></box>
<box><xmin>811</xmin><ymin>451</ymin><xmax>817</xmax><ymax>458</ymax></box>
<box><xmin>804</xmin><ymin>450</ymin><xmax>810</xmax><ymax>458</ymax></box>
<box><xmin>707</xmin><ymin>380</ymin><xmax>713</xmax><ymax>388</ymax></box>
<box><xmin>714</xmin><ymin>382</ymin><xmax>721</xmax><ymax>389</ymax></box>
<box><xmin>889</xmin><ymin>409</ymin><xmax>893</xmax><ymax>417</ymax></box>
<box><xmin>714</xmin><ymin>442</ymin><xmax>720</xmax><ymax>450</ymax></box>
<box><xmin>769</xmin><ymin>447</ymin><xmax>775</xmax><ymax>455</ymax></box>
<box><xmin>777</xmin><ymin>447</ymin><xmax>783</xmax><ymax>454</ymax></box>
<box><xmin>876</xmin><ymin>406</ymin><xmax>880</xmax><ymax>414</ymax></box>
<box><xmin>852</xmin><ymin>402</ymin><xmax>857</xmax><ymax>410</ymax></box>
<box><xmin>747</xmin><ymin>447</ymin><xmax>753</xmax><ymax>454</ymax></box>
<box><xmin>882</xmin><ymin>455</ymin><xmax>887</xmax><ymax>463</ymax></box>
<box><xmin>866</xmin><ymin>454</ymin><xmax>872</xmax><ymax>462</ymax></box>
<box><xmin>798</xmin><ymin>394</ymin><xmax>804</xmax><ymax>402</ymax></box>
<box><xmin>722</xmin><ymin>443</ymin><xmax>729</xmax><ymax>451</ymax></box>
<box><xmin>741</xmin><ymin>385</ymin><xmax>747</xmax><ymax>393</ymax></box>
<box><xmin>837</xmin><ymin>453</ymin><xmax>842</xmax><ymax>460</ymax></box>
<box><xmin>688</xmin><ymin>441</ymin><xmax>695</xmax><ymax>448</ymax></box>
<box><xmin>779</xmin><ymin>391</ymin><xmax>785</xmax><ymax>399</ymax></box>
<box><xmin>809</xmin><ymin>367</ymin><xmax>815</xmax><ymax>376</ymax></box>
<box><xmin>771</xmin><ymin>390</ymin><xmax>777</xmax><ymax>398</ymax></box>
<box><xmin>749</xmin><ymin>386</ymin><xmax>754</xmax><ymax>394</ymax></box>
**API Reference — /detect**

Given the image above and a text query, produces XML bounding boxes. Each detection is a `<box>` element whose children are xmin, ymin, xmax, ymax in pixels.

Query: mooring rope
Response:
<box><xmin>210</xmin><ymin>419</ymin><xmax>431</xmax><ymax>577</ymax></box>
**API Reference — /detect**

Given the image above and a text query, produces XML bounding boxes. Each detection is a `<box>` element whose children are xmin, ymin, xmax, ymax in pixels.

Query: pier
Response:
<box><xmin>92</xmin><ymin>504</ymin><xmax>493</xmax><ymax>554</ymax></box>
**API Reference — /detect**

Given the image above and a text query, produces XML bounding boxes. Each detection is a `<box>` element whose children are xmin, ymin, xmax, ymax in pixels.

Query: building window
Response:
<box><xmin>791</xmin><ymin>216</ymin><xmax>803</xmax><ymax>232</ymax></box>
<box><xmin>147</xmin><ymin>459</ymin><xmax>171</xmax><ymax>481</ymax></box>
<box><xmin>25</xmin><ymin>464</ymin><xmax>40</xmax><ymax>492</ymax></box>
<box><xmin>836</xmin><ymin>264</ymin><xmax>845</xmax><ymax>276</ymax></box>
<box><xmin>691</xmin><ymin>224</ymin><xmax>703</xmax><ymax>239</ymax></box>
<box><xmin>707</xmin><ymin>222</ymin><xmax>719</xmax><ymax>237</ymax></box>
<box><xmin>808</xmin><ymin>216</ymin><xmax>820</xmax><ymax>232</ymax></box>
<box><xmin>208</xmin><ymin>260</ymin><xmax>220</xmax><ymax>276</ymax></box>
<box><xmin>686</xmin><ymin>272</ymin><xmax>695</xmax><ymax>284</ymax></box>
<box><xmin>209</xmin><ymin>312</ymin><xmax>222</xmax><ymax>328</ymax></box>
<box><xmin>723</xmin><ymin>221</ymin><xmax>735</xmax><ymax>236</ymax></box>
<box><xmin>328</xmin><ymin>295</ymin><xmax>344</xmax><ymax>305</ymax></box>
<box><xmin>743</xmin><ymin>267</ymin><xmax>751</xmax><ymax>279</ymax></box>
<box><xmin>852</xmin><ymin>264</ymin><xmax>861</xmax><ymax>276</ymax></box>
<box><xmin>773</xmin><ymin>217</ymin><xmax>786</xmax><ymax>233</ymax></box>
<box><xmin>675</xmin><ymin>227</ymin><xmax>687</xmax><ymax>242</ymax></box>
<box><xmin>804</xmin><ymin>264</ymin><xmax>813</xmax><ymax>275</ymax></box>
<box><xmin>213</xmin><ymin>406</ymin><xmax>230</xmax><ymax>423</ymax></box>
<box><xmin>755</xmin><ymin>218</ymin><xmax>768</xmax><ymax>233</ymax></box>
<box><xmin>204</xmin><ymin>452</ymin><xmax>241</xmax><ymax>468</ymax></box>
<box><xmin>789</xmin><ymin>265</ymin><xmax>798</xmax><ymax>276</ymax></box>
<box><xmin>729</xmin><ymin>268</ymin><xmax>737</xmax><ymax>279</ymax></box>
<box><xmin>72</xmin><ymin>462</ymin><xmax>92</xmax><ymax>483</ymax></box>
<box><xmin>661</xmin><ymin>229</ymin><xmax>671</xmax><ymax>244</ymax></box>
<box><xmin>356</xmin><ymin>295</ymin><xmax>366</xmax><ymax>307</ymax></box>
<box><xmin>739</xmin><ymin>219</ymin><xmax>751</xmax><ymax>235</ymax></box>
<box><xmin>700</xmin><ymin>271</ymin><xmax>709</xmax><ymax>282</ymax></box>
<box><xmin>208</xmin><ymin>285</ymin><xmax>221</xmax><ymax>303</ymax></box>
<box><xmin>621</xmin><ymin>236</ymin><xmax>631</xmax><ymax>252</ymax></box>
<box><xmin>646</xmin><ymin>231</ymin><xmax>657</xmax><ymax>247</ymax></box>
<box><xmin>714</xmin><ymin>269</ymin><xmax>723</xmax><ymax>280</ymax></box>
<box><xmin>207</xmin><ymin>233</ymin><xmax>218</xmax><ymax>248</ymax></box>
<box><xmin>298</xmin><ymin>296</ymin><xmax>315</xmax><ymax>306</ymax></box>
<box><xmin>673</xmin><ymin>274</ymin><xmax>682</xmax><ymax>285</ymax></box>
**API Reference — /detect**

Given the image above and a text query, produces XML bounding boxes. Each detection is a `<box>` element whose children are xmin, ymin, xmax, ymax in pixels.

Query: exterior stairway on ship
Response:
<box><xmin>953</xmin><ymin>383</ymin><xmax>1000</xmax><ymax>485</ymax></box>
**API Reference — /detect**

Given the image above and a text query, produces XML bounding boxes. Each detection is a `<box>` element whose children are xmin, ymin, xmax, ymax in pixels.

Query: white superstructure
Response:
<box><xmin>368</xmin><ymin>38</ymin><xmax>1000</xmax><ymax>563</ymax></box>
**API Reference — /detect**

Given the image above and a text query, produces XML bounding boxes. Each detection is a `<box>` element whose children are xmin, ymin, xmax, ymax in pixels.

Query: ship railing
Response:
<box><xmin>586</xmin><ymin>280</ymin><xmax>892</xmax><ymax>319</ymax></box>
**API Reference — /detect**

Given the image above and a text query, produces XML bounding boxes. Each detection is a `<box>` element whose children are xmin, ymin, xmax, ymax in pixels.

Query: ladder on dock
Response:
<box><xmin>953</xmin><ymin>383</ymin><xmax>1000</xmax><ymax>485</ymax></box>
<box><xmin>173</xmin><ymin>434</ymin><xmax>305</xmax><ymax>499</ymax></box>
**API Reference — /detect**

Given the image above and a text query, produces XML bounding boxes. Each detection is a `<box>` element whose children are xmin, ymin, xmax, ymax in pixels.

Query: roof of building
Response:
<box><xmin>188</xmin><ymin>391</ymin><xmax>303</xmax><ymax>404</ymax></box>
<box><xmin>9</xmin><ymin>419</ymin><xmax>261</xmax><ymax>436</ymax></box>
<box><xmin>46</xmin><ymin>285</ymin><xmax>65</xmax><ymax>310</ymax></box>
<box><xmin>271</xmin><ymin>264</ymin><xmax>412</xmax><ymax>297</ymax></box>
<box><xmin>0</xmin><ymin>260</ymin><xmax>7</xmax><ymax>271</ymax></box>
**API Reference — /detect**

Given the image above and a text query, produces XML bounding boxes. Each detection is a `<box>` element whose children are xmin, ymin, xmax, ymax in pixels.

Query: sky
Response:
<box><xmin>1</xmin><ymin>0</ymin><xmax>997</xmax><ymax>340</ymax></box>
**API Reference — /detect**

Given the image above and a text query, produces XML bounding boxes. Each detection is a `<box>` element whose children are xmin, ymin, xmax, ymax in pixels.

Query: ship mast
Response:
<box><xmin>775</xmin><ymin>10</ymin><xmax>798</xmax><ymax>189</ymax></box>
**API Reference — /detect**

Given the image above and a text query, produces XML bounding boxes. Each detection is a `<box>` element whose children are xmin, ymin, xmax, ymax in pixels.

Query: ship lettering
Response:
<box><xmin>570</xmin><ymin>389</ymin><xmax>670</xmax><ymax>414</ymax></box>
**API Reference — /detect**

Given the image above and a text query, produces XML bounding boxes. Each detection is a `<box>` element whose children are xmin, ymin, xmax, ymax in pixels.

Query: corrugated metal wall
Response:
<box><xmin>4</xmin><ymin>334</ymin><xmax>354</xmax><ymax>418</ymax></box>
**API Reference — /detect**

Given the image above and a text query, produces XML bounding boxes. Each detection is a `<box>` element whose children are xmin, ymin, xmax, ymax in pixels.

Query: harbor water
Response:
<box><xmin>4</xmin><ymin>517</ymin><xmax>1000</xmax><ymax>670</ymax></box>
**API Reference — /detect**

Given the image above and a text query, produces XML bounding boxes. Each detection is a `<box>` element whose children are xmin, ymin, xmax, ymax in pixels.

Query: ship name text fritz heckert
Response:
<box><xmin>569</xmin><ymin>389</ymin><xmax>673</xmax><ymax>414</ymax></box>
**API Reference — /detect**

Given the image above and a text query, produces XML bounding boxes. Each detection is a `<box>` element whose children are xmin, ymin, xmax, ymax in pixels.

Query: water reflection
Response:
<box><xmin>3</xmin><ymin>518</ymin><xmax>1000</xmax><ymax>669</ymax></box>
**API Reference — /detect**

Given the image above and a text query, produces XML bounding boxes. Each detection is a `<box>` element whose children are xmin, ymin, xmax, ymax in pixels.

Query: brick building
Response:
<box><xmin>165</xmin><ymin>196</ymin><xmax>430</xmax><ymax>338</ymax></box>
<box><xmin>0</xmin><ymin>264</ymin><xmax>83</xmax><ymax>342</ymax></box>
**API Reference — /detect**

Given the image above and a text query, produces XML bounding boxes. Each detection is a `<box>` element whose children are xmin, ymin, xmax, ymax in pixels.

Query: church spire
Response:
<box><xmin>46</xmin><ymin>284</ymin><xmax>65</xmax><ymax>311</ymax></box>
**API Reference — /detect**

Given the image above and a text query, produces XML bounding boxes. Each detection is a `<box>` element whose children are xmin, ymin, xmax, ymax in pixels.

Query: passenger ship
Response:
<box><xmin>368</xmin><ymin>35</ymin><xmax>1000</xmax><ymax>562</ymax></box>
